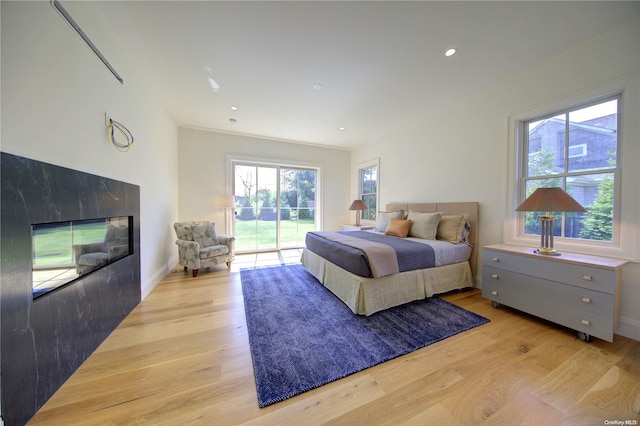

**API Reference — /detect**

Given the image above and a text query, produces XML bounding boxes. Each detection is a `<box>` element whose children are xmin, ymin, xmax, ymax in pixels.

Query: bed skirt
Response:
<box><xmin>300</xmin><ymin>249</ymin><xmax>473</xmax><ymax>316</ymax></box>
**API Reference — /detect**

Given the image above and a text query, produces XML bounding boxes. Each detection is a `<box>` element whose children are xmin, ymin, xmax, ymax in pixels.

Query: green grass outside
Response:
<box><xmin>234</xmin><ymin>219</ymin><xmax>315</xmax><ymax>252</ymax></box>
<box><xmin>33</xmin><ymin>223</ymin><xmax>107</xmax><ymax>266</ymax></box>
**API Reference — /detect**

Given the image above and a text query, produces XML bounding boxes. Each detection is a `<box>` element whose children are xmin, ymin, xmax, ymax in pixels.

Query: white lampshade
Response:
<box><xmin>214</xmin><ymin>195</ymin><xmax>235</xmax><ymax>209</ymax></box>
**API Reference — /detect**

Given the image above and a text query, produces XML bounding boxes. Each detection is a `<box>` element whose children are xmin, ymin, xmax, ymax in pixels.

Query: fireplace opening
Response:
<box><xmin>32</xmin><ymin>216</ymin><xmax>133</xmax><ymax>298</ymax></box>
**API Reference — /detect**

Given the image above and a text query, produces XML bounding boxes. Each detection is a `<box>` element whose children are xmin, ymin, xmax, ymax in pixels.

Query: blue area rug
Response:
<box><xmin>240</xmin><ymin>264</ymin><xmax>489</xmax><ymax>407</ymax></box>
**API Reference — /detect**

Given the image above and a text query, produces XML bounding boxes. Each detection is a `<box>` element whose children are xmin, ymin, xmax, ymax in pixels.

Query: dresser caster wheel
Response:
<box><xmin>491</xmin><ymin>301</ymin><xmax>500</xmax><ymax>309</ymax></box>
<box><xmin>577</xmin><ymin>331</ymin><xmax>592</xmax><ymax>342</ymax></box>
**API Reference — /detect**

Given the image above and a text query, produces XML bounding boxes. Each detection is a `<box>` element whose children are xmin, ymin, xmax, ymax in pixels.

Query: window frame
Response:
<box><xmin>518</xmin><ymin>95</ymin><xmax>621</xmax><ymax>245</ymax></box>
<box><xmin>356</xmin><ymin>158</ymin><xmax>379</xmax><ymax>225</ymax></box>
<box><xmin>505</xmin><ymin>76</ymin><xmax>639</xmax><ymax>261</ymax></box>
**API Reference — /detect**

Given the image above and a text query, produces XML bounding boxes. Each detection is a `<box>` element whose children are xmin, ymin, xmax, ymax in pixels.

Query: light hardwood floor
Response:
<box><xmin>30</xmin><ymin>255</ymin><xmax>640</xmax><ymax>425</ymax></box>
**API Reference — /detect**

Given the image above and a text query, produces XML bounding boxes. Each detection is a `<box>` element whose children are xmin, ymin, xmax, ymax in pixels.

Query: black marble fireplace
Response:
<box><xmin>1</xmin><ymin>152</ymin><xmax>141</xmax><ymax>425</ymax></box>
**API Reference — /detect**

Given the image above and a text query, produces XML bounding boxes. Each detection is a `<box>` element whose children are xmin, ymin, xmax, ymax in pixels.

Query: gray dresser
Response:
<box><xmin>482</xmin><ymin>244</ymin><xmax>627</xmax><ymax>342</ymax></box>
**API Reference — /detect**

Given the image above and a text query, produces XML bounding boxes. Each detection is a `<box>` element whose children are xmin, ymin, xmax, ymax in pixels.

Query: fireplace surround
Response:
<box><xmin>0</xmin><ymin>152</ymin><xmax>141</xmax><ymax>425</ymax></box>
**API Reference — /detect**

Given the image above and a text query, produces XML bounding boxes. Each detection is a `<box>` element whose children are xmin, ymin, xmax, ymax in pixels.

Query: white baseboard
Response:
<box><xmin>616</xmin><ymin>316</ymin><xmax>640</xmax><ymax>342</ymax></box>
<box><xmin>141</xmin><ymin>259</ymin><xmax>175</xmax><ymax>300</ymax></box>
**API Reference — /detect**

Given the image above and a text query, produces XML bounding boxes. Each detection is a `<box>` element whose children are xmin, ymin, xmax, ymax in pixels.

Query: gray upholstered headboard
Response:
<box><xmin>386</xmin><ymin>202</ymin><xmax>479</xmax><ymax>285</ymax></box>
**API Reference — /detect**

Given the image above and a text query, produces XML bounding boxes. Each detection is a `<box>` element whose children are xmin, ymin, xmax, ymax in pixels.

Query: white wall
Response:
<box><xmin>1</xmin><ymin>1</ymin><xmax>179</xmax><ymax>298</ymax></box>
<box><xmin>177</xmin><ymin>128</ymin><xmax>351</xmax><ymax>233</ymax></box>
<box><xmin>351</xmin><ymin>18</ymin><xmax>640</xmax><ymax>340</ymax></box>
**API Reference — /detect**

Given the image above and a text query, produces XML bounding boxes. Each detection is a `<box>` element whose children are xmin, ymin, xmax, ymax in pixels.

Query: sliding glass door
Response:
<box><xmin>280</xmin><ymin>167</ymin><xmax>316</xmax><ymax>249</ymax></box>
<box><xmin>233</xmin><ymin>162</ymin><xmax>317</xmax><ymax>253</ymax></box>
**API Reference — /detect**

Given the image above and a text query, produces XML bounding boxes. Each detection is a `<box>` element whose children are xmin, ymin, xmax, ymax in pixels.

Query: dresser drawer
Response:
<box><xmin>482</xmin><ymin>267</ymin><xmax>614</xmax><ymax>341</ymax></box>
<box><xmin>483</xmin><ymin>266</ymin><xmax>614</xmax><ymax>318</ymax></box>
<box><xmin>483</xmin><ymin>250</ymin><xmax>616</xmax><ymax>294</ymax></box>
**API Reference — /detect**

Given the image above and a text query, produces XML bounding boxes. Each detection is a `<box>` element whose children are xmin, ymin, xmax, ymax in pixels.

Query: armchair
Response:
<box><xmin>174</xmin><ymin>221</ymin><xmax>234</xmax><ymax>277</ymax></box>
<box><xmin>73</xmin><ymin>224</ymin><xmax>130</xmax><ymax>276</ymax></box>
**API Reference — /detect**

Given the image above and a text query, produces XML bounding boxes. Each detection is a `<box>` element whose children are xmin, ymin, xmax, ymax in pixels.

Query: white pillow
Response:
<box><xmin>407</xmin><ymin>211</ymin><xmax>443</xmax><ymax>240</ymax></box>
<box><xmin>375</xmin><ymin>210</ymin><xmax>404</xmax><ymax>232</ymax></box>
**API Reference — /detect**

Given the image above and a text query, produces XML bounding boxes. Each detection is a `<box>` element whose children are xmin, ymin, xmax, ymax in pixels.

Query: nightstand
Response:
<box><xmin>341</xmin><ymin>224</ymin><xmax>375</xmax><ymax>231</ymax></box>
<box><xmin>482</xmin><ymin>244</ymin><xmax>627</xmax><ymax>342</ymax></box>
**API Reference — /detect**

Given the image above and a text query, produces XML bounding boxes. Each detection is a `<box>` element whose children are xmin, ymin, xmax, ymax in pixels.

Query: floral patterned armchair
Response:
<box><xmin>174</xmin><ymin>221</ymin><xmax>234</xmax><ymax>277</ymax></box>
<box><xmin>73</xmin><ymin>224</ymin><xmax>130</xmax><ymax>276</ymax></box>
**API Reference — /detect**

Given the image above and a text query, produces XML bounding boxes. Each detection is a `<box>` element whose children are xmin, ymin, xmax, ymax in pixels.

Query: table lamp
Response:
<box><xmin>516</xmin><ymin>187</ymin><xmax>586</xmax><ymax>256</ymax></box>
<box><xmin>349</xmin><ymin>199</ymin><xmax>368</xmax><ymax>226</ymax></box>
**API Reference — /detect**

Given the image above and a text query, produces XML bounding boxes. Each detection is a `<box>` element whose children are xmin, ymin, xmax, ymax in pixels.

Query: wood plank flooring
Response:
<box><xmin>29</xmin><ymin>258</ymin><xmax>640</xmax><ymax>425</ymax></box>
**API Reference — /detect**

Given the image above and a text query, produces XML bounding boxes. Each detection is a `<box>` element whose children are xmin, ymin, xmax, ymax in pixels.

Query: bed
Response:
<box><xmin>301</xmin><ymin>202</ymin><xmax>479</xmax><ymax>316</ymax></box>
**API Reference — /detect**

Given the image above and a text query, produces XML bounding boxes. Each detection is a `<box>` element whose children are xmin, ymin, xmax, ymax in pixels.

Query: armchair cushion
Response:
<box><xmin>102</xmin><ymin>225</ymin><xmax>129</xmax><ymax>252</ymax></box>
<box><xmin>200</xmin><ymin>244</ymin><xmax>229</xmax><ymax>259</ymax></box>
<box><xmin>192</xmin><ymin>223</ymin><xmax>219</xmax><ymax>247</ymax></box>
<box><xmin>174</xmin><ymin>224</ymin><xmax>194</xmax><ymax>241</ymax></box>
<box><xmin>78</xmin><ymin>252</ymin><xmax>109</xmax><ymax>267</ymax></box>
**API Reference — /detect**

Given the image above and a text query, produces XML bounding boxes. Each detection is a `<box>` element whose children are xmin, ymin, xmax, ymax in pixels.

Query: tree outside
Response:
<box><xmin>579</xmin><ymin>175</ymin><xmax>614</xmax><ymax>241</ymax></box>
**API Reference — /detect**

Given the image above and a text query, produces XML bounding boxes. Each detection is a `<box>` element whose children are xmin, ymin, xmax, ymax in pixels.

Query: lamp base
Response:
<box><xmin>534</xmin><ymin>248</ymin><xmax>561</xmax><ymax>256</ymax></box>
<box><xmin>534</xmin><ymin>215</ymin><xmax>561</xmax><ymax>255</ymax></box>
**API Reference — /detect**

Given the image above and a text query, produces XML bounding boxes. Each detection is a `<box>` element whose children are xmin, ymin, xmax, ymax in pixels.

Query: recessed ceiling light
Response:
<box><xmin>230</xmin><ymin>106</ymin><xmax>238</xmax><ymax>111</ymax></box>
<box><xmin>445</xmin><ymin>48</ymin><xmax>457</xmax><ymax>57</ymax></box>
<box><xmin>339</xmin><ymin>127</ymin><xmax>345</xmax><ymax>131</ymax></box>
<box><xmin>313</xmin><ymin>83</ymin><xmax>323</xmax><ymax>90</ymax></box>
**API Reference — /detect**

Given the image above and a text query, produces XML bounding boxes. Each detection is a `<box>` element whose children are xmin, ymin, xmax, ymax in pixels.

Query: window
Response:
<box><xmin>519</xmin><ymin>97</ymin><xmax>620</xmax><ymax>243</ymax></box>
<box><xmin>568</xmin><ymin>144</ymin><xmax>587</xmax><ymax>158</ymax></box>
<box><xmin>358</xmin><ymin>159</ymin><xmax>379</xmax><ymax>221</ymax></box>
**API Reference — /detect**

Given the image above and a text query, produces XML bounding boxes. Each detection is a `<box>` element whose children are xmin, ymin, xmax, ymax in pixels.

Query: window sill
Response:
<box><xmin>506</xmin><ymin>235</ymin><xmax>634</xmax><ymax>262</ymax></box>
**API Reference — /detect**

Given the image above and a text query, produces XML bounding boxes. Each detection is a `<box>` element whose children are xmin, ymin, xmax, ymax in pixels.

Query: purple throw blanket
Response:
<box><xmin>305</xmin><ymin>231</ymin><xmax>436</xmax><ymax>278</ymax></box>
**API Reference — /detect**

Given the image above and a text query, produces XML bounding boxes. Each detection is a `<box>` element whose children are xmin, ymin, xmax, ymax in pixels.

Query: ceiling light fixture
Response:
<box><xmin>230</xmin><ymin>106</ymin><xmax>238</xmax><ymax>111</ymax></box>
<box><xmin>445</xmin><ymin>48</ymin><xmax>457</xmax><ymax>57</ymax></box>
<box><xmin>339</xmin><ymin>127</ymin><xmax>345</xmax><ymax>131</ymax></box>
<box><xmin>313</xmin><ymin>84</ymin><xmax>323</xmax><ymax>90</ymax></box>
<box><xmin>229</xmin><ymin>118</ymin><xmax>237</xmax><ymax>124</ymax></box>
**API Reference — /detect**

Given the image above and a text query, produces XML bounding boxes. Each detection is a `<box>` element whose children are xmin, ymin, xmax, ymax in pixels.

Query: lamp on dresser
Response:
<box><xmin>516</xmin><ymin>187</ymin><xmax>586</xmax><ymax>256</ymax></box>
<box><xmin>349</xmin><ymin>199</ymin><xmax>368</xmax><ymax>226</ymax></box>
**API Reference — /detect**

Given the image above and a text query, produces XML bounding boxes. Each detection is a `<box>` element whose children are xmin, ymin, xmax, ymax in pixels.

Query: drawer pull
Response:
<box><xmin>581</xmin><ymin>297</ymin><xmax>592</xmax><ymax>304</ymax></box>
<box><xmin>491</xmin><ymin>291</ymin><xmax>498</xmax><ymax>296</ymax></box>
<box><xmin>491</xmin><ymin>274</ymin><xmax>499</xmax><ymax>279</ymax></box>
<box><xmin>581</xmin><ymin>319</ymin><xmax>591</xmax><ymax>326</ymax></box>
<box><xmin>582</xmin><ymin>274</ymin><xmax>593</xmax><ymax>281</ymax></box>
<box><xmin>491</xmin><ymin>257</ymin><xmax>500</xmax><ymax>262</ymax></box>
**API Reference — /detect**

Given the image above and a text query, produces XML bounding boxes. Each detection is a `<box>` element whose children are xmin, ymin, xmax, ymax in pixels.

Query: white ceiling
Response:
<box><xmin>96</xmin><ymin>1</ymin><xmax>639</xmax><ymax>149</ymax></box>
